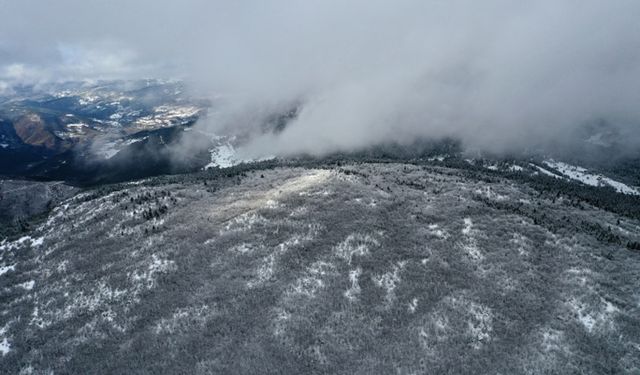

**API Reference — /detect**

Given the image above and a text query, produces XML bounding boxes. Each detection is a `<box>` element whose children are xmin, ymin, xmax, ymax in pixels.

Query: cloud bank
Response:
<box><xmin>2</xmin><ymin>0</ymin><xmax>640</xmax><ymax>157</ymax></box>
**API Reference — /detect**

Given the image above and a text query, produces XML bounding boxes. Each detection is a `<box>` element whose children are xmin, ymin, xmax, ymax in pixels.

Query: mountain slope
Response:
<box><xmin>0</xmin><ymin>163</ymin><xmax>639</xmax><ymax>374</ymax></box>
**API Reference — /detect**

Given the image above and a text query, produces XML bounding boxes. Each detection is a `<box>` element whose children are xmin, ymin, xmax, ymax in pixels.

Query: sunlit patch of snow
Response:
<box><xmin>566</xmin><ymin>297</ymin><xmax>619</xmax><ymax>333</ymax></box>
<box><xmin>30</xmin><ymin>306</ymin><xmax>51</xmax><ymax>330</ymax></box>
<box><xmin>228</xmin><ymin>243</ymin><xmax>255</xmax><ymax>254</ymax></box>
<box><xmin>462</xmin><ymin>218</ymin><xmax>473</xmax><ymax>235</ymax></box>
<box><xmin>66</xmin><ymin>123</ymin><xmax>87</xmax><ymax>129</ymax></box>
<box><xmin>464</xmin><ymin>243</ymin><xmax>483</xmax><ymax>261</ymax></box>
<box><xmin>130</xmin><ymin>255</ymin><xmax>176</xmax><ymax>290</ymax></box>
<box><xmin>545</xmin><ymin>160</ymin><xmax>640</xmax><ymax>195</ymax></box>
<box><xmin>20</xmin><ymin>280</ymin><xmax>35</xmax><ymax>290</ymax></box>
<box><xmin>287</xmin><ymin>261</ymin><xmax>335</xmax><ymax>299</ymax></box>
<box><xmin>474</xmin><ymin>186</ymin><xmax>507</xmax><ymax>201</ymax></box>
<box><xmin>0</xmin><ymin>236</ymin><xmax>41</xmax><ymax>251</ymax></box>
<box><xmin>247</xmin><ymin>227</ymin><xmax>319</xmax><ymax>289</ymax></box>
<box><xmin>95</xmin><ymin>137</ymin><xmax>147</xmax><ymax>160</ymax></box>
<box><xmin>427</xmin><ymin>155</ymin><xmax>446</xmax><ymax>162</ymax></box>
<box><xmin>408</xmin><ymin>298</ymin><xmax>419</xmax><ymax>313</ymax></box>
<box><xmin>298</xmin><ymin>189</ymin><xmax>333</xmax><ymax>197</ymax></box>
<box><xmin>45</xmin><ymin>203</ymin><xmax>70</xmax><ymax>227</ymax></box>
<box><xmin>206</xmin><ymin>143</ymin><xmax>236</xmax><ymax>169</ymax></box>
<box><xmin>335</xmin><ymin>233</ymin><xmax>378</xmax><ymax>264</ymax></box>
<box><xmin>0</xmin><ymin>264</ymin><xmax>15</xmax><ymax>276</ymax></box>
<box><xmin>248</xmin><ymin>253</ymin><xmax>277</xmax><ymax>289</ymax></box>
<box><xmin>31</xmin><ymin>237</ymin><xmax>44</xmax><ymax>247</ymax></box>
<box><xmin>0</xmin><ymin>338</ymin><xmax>10</xmax><ymax>356</ymax></box>
<box><xmin>219</xmin><ymin>170</ymin><xmax>330</xmax><ymax>213</ymax></box>
<box><xmin>30</xmin><ymin>273</ymin><xmax>150</xmax><ymax>333</ymax></box>
<box><xmin>0</xmin><ymin>324</ymin><xmax>11</xmax><ymax>356</ymax></box>
<box><xmin>205</xmin><ymin>136</ymin><xmax>275</xmax><ymax>169</ymax></box>
<box><xmin>510</xmin><ymin>233</ymin><xmax>530</xmax><ymax>256</ymax></box>
<box><xmin>289</xmin><ymin>206</ymin><xmax>308</xmax><ymax>217</ymax></box>
<box><xmin>427</xmin><ymin>224</ymin><xmax>449</xmax><ymax>240</ymax></box>
<box><xmin>508</xmin><ymin>164</ymin><xmax>524</xmax><ymax>172</ymax></box>
<box><xmin>123</xmin><ymin>137</ymin><xmax>146</xmax><ymax>146</ymax></box>
<box><xmin>372</xmin><ymin>261</ymin><xmax>406</xmax><ymax>305</ymax></box>
<box><xmin>68</xmin><ymin>282</ymin><xmax>126</xmax><ymax>317</ymax></box>
<box><xmin>531</xmin><ymin>164</ymin><xmax>561</xmax><ymax>178</ymax></box>
<box><xmin>273</xmin><ymin>172</ymin><xmax>332</xmax><ymax>197</ymax></box>
<box><xmin>132</xmin><ymin>105</ymin><xmax>200</xmax><ymax>129</ymax></box>
<box><xmin>264</xmin><ymin>199</ymin><xmax>280</xmax><ymax>209</ymax></box>
<box><xmin>460</xmin><ymin>218</ymin><xmax>483</xmax><ymax>260</ymax></box>
<box><xmin>467</xmin><ymin>303</ymin><xmax>493</xmax><ymax>349</ymax></box>
<box><xmin>221</xmin><ymin>213</ymin><xmax>267</xmax><ymax>234</ymax></box>
<box><xmin>344</xmin><ymin>267</ymin><xmax>362</xmax><ymax>301</ymax></box>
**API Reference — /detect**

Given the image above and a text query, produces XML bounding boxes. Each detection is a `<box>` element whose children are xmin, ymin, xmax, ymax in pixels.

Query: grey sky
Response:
<box><xmin>2</xmin><ymin>1</ymin><xmax>640</xmax><ymax>157</ymax></box>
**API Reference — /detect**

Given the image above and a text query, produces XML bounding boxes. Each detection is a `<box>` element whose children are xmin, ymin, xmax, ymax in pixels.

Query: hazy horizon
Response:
<box><xmin>2</xmin><ymin>1</ymin><xmax>640</xmax><ymax>159</ymax></box>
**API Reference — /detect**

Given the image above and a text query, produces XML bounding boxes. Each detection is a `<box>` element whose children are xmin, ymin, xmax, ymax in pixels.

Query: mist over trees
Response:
<box><xmin>2</xmin><ymin>1</ymin><xmax>640</xmax><ymax>160</ymax></box>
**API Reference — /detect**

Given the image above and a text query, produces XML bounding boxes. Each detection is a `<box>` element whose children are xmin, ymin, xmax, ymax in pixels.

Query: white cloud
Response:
<box><xmin>1</xmin><ymin>0</ymin><xmax>640</xmax><ymax>157</ymax></box>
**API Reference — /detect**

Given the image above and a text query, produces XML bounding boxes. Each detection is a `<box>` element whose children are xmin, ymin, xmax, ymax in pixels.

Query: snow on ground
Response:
<box><xmin>427</xmin><ymin>155</ymin><xmax>447</xmax><ymax>162</ymax></box>
<box><xmin>0</xmin><ymin>236</ymin><xmax>43</xmax><ymax>251</ymax></box>
<box><xmin>427</xmin><ymin>224</ymin><xmax>449</xmax><ymax>239</ymax></box>
<box><xmin>0</xmin><ymin>324</ymin><xmax>10</xmax><ymax>356</ymax></box>
<box><xmin>566</xmin><ymin>297</ymin><xmax>619</xmax><ymax>333</ymax></box>
<box><xmin>0</xmin><ymin>264</ymin><xmax>15</xmax><ymax>275</ymax></box>
<box><xmin>372</xmin><ymin>261</ymin><xmax>406</xmax><ymax>305</ymax></box>
<box><xmin>462</xmin><ymin>218</ymin><xmax>473</xmax><ymax>235</ymax></box>
<box><xmin>205</xmin><ymin>137</ymin><xmax>274</xmax><ymax>169</ymax></box>
<box><xmin>335</xmin><ymin>233</ymin><xmax>378</xmax><ymax>264</ymax></box>
<box><xmin>19</xmin><ymin>280</ymin><xmax>35</xmax><ymax>290</ymax></box>
<box><xmin>287</xmin><ymin>261</ymin><xmax>335</xmax><ymax>299</ymax></box>
<box><xmin>531</xmin><ymin>164</ymin><xmax>562</xmax><ymax>178</ymax></box>
<box><xmin>3</xmin><ymin>163</ymin><xmax>640</xmax><ymax>373</ymax></box>
<box><xmin>206</xmin><ymin>143</ymin><xmax>236</xmax><ymax>169</ymax></box>
<box><xmin>154</xmin><ymin>305</ymin><xmax>214</xmax><ymax>335</ymax></box>
<box><xmin>96</xmin><ymin>141</ymin><xmax>120</xmax><ymax>159</ymax></box>
<box><xmin>30</xmin><ymin>237</ymin><xmax>44</xmax><ymax>247</ymax></box>
<box><xmin>94</xmin><ymin>137</ymin><xmax>146</xmax><ymax>159</ymax></box>
<box><xmin>508</xmin><ymin>164</ymin><xmax>524</xmax><ymax>172</ymax></box>
<box><xmin>66</xmin><ymin>123</ymin><xmax>87</xmax><ymax>129</ymax></box>
<box><xmin>544</xmin><ymin>160</ymin><xmax>639</xmax><ymax>195</ymax></box>
<box><xmin>344</xmin><ymin>267</ymin><xmax>362</xmax><ymax>301</ymax></box>
<box><xmin>461</xmin><ymin>218</ymin><xmax>483</xmax><ymax>261</ymax></box>
<box><xmin>0</xmin><ymin>338</ymin><xmax>10</xmax><ymax>356</ymax></box>
<box><xmin>408</xmin><ymin>298</ymin><xmax>419</xmax><ymax>313</ymax></box>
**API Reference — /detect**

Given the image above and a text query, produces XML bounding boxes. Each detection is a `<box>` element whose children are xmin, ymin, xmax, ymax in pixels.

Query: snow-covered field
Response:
<box><xmin>544</xmin><ymin>160</ymin><xmax>639</xmax><ymax>195</ymax></box>
<box><xmin>205</xmin><ymin>135</ymin><xmax>274</xmax><ymax>169</ymax></box>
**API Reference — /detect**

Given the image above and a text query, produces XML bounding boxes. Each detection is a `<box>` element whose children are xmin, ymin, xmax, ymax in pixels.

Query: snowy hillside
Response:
<box><xmin>544</xmin><ymin>160</ymin><xmax>639</xmax><ymax>195</ymax></box>
<box><xmin>0</xmin><ymin>163</ymin><xmax>639</xmax><ymax>373</ymax></box>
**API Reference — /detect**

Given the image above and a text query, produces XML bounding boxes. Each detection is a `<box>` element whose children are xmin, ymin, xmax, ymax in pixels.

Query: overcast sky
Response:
<box><xmin>2</xmin><ymin>0</ymin><xmax>640</xmax><ymax>157</ymax></box>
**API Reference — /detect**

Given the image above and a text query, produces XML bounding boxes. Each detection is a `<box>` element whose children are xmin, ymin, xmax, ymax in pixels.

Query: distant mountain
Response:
<box><xmin>0</xmin><ymin>80</ymin><xmax>210</xmax><ymax>183</ymax></box>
